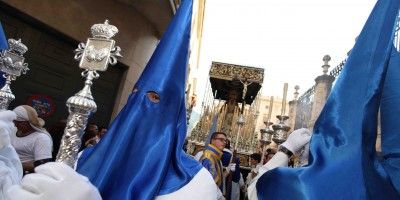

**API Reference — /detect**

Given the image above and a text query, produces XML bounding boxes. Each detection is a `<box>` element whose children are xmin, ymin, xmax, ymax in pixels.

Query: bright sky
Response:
<box><xmin>197</xmin><ymin>0</ymin><xmax>377</xmax><ymax>100</ymax></box>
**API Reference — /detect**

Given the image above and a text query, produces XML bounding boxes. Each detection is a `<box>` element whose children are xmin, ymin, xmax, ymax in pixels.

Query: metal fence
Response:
<box><xmin>294</xmin><ymin>86</ymin><xmax>314</xmax><ymax>129</ymax></box>
<box><xmin>294</xmin><ymin>58</ymin><xmax>347</xmax><ymax>129</ymax></box>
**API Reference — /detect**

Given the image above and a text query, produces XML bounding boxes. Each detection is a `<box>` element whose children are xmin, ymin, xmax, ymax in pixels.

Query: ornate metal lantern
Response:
<box><xmin>272</xmin><ymin>83</ymin><xmax>291</xmax><ymax>145</ymax></box>
<box><xmin>260</xmin><ymin>122</ymin><xmax>273</xmax><ymax>145</ymax></box>
<box><xmin>0</xmin><ymin>39</ymin><xmax>29</xmax><ymax>110</ymax></box>
<box><xmin>272</xmin><ymin>115</ymin><xmax>290</xmax><ymax>144</ymax></box>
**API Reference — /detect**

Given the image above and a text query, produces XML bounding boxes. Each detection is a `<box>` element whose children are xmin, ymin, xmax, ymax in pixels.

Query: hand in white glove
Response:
<box><xmin>6</xmin><ymin>162</ymin><xmax>102</xmax><ymax>200</ymax></box>
<box><xmin>229</xmin><ymin>163</ymin><xmax>236</xmax><ymax>172</ymax></box>
<box><xmin>281</xmin><ymin>128</ymin><xmax>311</xmax><ymax>153</ymax></box>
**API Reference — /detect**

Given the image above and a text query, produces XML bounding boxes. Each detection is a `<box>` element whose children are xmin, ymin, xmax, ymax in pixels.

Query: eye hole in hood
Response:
<box><xmin>147</xmin><ymin>91</ymin><xmax>160</xmax><ymax>103</ymax></box>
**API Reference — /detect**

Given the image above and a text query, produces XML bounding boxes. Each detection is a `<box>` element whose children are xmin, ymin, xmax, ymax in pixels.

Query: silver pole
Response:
<box><xmin>234</xmin><ymin>114</ymin><xmax>245</xmax><ymax>150</ymax></box>
<box><xmin>227</xmin><ymin>113</ymin><xmax>245</xmax><ymax>166</ymax></box>
<box><xmin>56</xmin><ymin>20</ymin><xmax>122</xmax><ymax>167</ymax></box>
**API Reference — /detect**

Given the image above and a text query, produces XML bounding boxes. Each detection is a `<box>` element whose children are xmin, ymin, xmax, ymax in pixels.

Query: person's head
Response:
<box><xmin>13</xmin><ymin>105</ymin><xmax>44</xmax><ymax>134</ymax></box>
<box><xmin>87</xmin><ymin>123</ymin><xmax>98</xmax><ymax>134</ymax></box>
<box><xmin>249</xmin><ymin>153</ymin><xmax>261</xmax><ymax>166</ymax></box>
<box><xmin>97</xmin><ymin>126</ymin><xmax>107</xmax><ymax>139</ymax></box>
<box><xmin>82</xmin><ymin>128</ymin><xmax>98</xmax><ymax>149</ymax></box>
<box><xmin>13</xmin><ymin>119</ymin><xmax>32</xmax><ymax>134</ymax></box>
<box><xmin>264</xmin><ymin>148</ymin><xmax>276</xmax><ymax>164</ymax></box>
<box><xmin>210</xmin><ymin>132</ymin><xmax>227</xmax><ymax>151</ymax></box>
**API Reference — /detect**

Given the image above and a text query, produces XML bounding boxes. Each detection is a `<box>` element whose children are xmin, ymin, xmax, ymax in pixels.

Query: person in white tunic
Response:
<box><xmin>10</xmin><ymin>105</ymin><xmax>53</xmax><ymax>173</ymax></box>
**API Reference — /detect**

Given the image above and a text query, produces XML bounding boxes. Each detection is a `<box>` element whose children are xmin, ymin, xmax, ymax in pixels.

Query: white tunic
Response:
<box><xmin>11</xmin><ymin>131</ymin><xmax>52</xmax><ymax>163</ymax></box>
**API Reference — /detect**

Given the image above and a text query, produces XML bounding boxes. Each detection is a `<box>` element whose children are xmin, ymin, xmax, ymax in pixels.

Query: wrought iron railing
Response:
<box><xmin>329</xmin><ymin>59</ymin><xmax>347</xmax><ymax>78</ymax></box>
<box><xmin>294</xmin><ymin>58</ymin><xmax>347</xmax><ymax>129</ymax></box>
<box><xmin>294</xmin><ymin>87</ymin><xmax>314</xmax><ymax>129</ymax></box>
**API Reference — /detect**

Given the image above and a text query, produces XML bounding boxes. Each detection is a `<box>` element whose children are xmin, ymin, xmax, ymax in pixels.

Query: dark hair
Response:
<box><xmin>80</xmin><ymin>128</ymin><xmax>98</xmax><ymax>151</ymax></box>
<box><xmin>266</xmin><ymin>148</ymin><xmax>277</xmax><ymax>155</ymax></box>
<box><xmin>98</xmin><ymin>126</ymin><xmax>107</xmax><ymax>131</ymax></box>
<box><xmin>250</xmin><ymin>153</ymin><xmax>261</xmax><ymax>163</ymax></box>
<box><xmin>211</xmin><ymin>132</ymin><xmax>227</xmax><ymax>139</ymax></box>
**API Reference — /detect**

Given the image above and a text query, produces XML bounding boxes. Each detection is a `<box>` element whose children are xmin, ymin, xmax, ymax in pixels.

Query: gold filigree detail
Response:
<box><xmin>209</xmin><ymin>62</ymin><xmax>264</xmax><ymax>83</ymax></box>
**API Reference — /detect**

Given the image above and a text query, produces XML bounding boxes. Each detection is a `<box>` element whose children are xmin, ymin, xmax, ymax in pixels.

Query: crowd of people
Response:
<box><xmin>194</xmin><ymin>129</ymin><xmax>311</xmax><ymax>200</ymax></box>
<box><xmin>0</xmin><ymin>0</ymin><xmax>398</xmax><ymax>198</ymax></box>
<box><xmin>0</xmin><ymin>103</ymin><xmax>311</xmax><ymax>200</ymax></box>
<box><xmin>7</xmin><ymin>104</ymin><xmax>107</xmax><ymax>174</ymax></box>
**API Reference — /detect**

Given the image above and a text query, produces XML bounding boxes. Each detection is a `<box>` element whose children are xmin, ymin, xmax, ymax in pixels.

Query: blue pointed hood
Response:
<box><xmin>77</xmin><ymin>1</ymin><xmax>202</xmax><ymax>199</ymax></box>
<box><xmin>256</xmin><ymin>0</ymin><xmax>400</xmax><ymax>199</ymax></box>
<box><xmin>0</xmin><ymin>23</ymin><xmax>8</xmax><ymax>87</ymax></box>
<box><xmin>0</xmin><ymin>23</ymin><xmax>7</xmax><ymax>50</ymax></box>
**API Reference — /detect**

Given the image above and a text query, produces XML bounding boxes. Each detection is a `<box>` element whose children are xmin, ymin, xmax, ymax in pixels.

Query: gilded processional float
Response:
<box><xmin>187</xmin><ymin>61</ymin><xmax>292</xmax><ymax>167</ymax></box>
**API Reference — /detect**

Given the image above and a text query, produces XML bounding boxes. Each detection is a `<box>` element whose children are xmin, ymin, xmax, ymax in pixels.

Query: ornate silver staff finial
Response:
<box><xmin>272</xmin><ymin>115</ymin><xmax>290</xmax><ymax>145</ymax></box>
<box><xmin>260</xmin><ymin>121</ymin><xmax>273</xmax><ymax>146</ymax></box>
<box><xmin>8</xmin><ymin>39</ymin><xmax>28</xmax><ymax>55</ymax></box>
<box><xmin>294</xmin><ymin>85</ymin><xmax>300</xmax><ymax>100</ymax></box>
<box><xmin>322</xmin><ymin>55</ymin><xmax>331</xmax><ymax>75</ymax></box>
<box><xmin>56</xmin><ymin>20</ymin><xmax>122</xmax><ymax>167</ymax></box>
<box><xmin>90</xmin><ymin>20</ymin><xmax>119</xmax><ymax>39</ymax></box>
<box><xmin>272</xmin><ymin>83</ymin><xmax>290</xmax><ymax>145</ymax></box>
<box><xmin>0</xmin><ymin>38</ymin><xmax>29</xmax><ymax>110</ymax></box>
<box><xmin>260</xmin><ymin>96</ymin><xmax>275</xmax><ymax>150</ymax></box>
<box><xmin>260</xmin><ymin>121</ymin><xmax>274</xmax><ymax>164</ymax></box>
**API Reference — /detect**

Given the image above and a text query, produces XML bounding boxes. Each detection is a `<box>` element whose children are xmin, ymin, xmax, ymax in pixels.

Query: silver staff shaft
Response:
<box><xmin>55</xmin><ymin>20</ymin><xmax>121</xmax><ymax>167</ymax></box>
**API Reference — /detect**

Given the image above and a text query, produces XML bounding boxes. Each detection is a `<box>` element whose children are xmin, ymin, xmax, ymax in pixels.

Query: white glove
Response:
<box><xmin>229</xmin><ymin>163</ymin><xmax>236</xmax><ymax>172</ymax></box>
<box><xmin>6</xmin><ymin>162</ymin><xmax>102</xmax><ymax>200</ymax></box>
<box><xmin>248</xmin><ymin>128</ymin><xmax>311</xmax><ymax>200</ymax></box>
<box><xmin>281</xmin><ymin>128</ymin><xmax>311</xmax><ymax>153</ymax></box>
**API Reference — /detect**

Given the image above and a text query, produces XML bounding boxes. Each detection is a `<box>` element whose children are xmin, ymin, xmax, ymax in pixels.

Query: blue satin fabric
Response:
<box><xmin>257</xmin><ymin>0</ymin><xmax>400</xmax><ymax>199</ymax></box>
<box><xmin>77</xmin><ymin>1</ymin><xmax>202</xmax><ymax>199</ymax></box>
<box><xmin>0</xmin><ymin>23</ymin><xmax>8</xmax><ymax>87</ymax></box>
<box><xmin>380</xmin><ymin>31</ymin><xmax>400</xmax><ymax>193</ymax></box>
<box><xmin>0</xmin><ymin>23</ymin><xmax>7</xmax><ymax>50</ymax></box>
